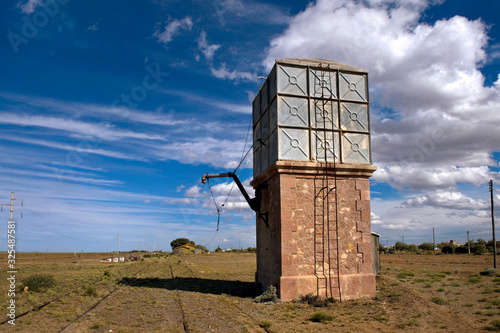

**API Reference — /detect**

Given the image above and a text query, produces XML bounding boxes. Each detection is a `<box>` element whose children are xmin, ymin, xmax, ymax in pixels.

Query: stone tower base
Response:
<box><xmin>251</xmin><ymin>161</ymin><xmax>376</xmax><ymax>301</ymax></box>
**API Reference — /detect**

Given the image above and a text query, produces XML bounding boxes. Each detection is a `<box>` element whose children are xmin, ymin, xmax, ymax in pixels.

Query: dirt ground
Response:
<box><xmin>1</xmin><ymin>252</ymin><xmax>500</xmax><ymax>332</ymax></box>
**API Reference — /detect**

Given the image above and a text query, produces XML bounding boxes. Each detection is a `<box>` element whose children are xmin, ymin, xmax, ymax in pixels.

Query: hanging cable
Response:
<box><xmin>207</xmin><ymin>178</ymin><xmax>221</xmax><ymax>231</ymax></box>
<box><xmin>233</xmin><ymin>114</ymin><xmax>254</xmax><ymax>174</ymax></box>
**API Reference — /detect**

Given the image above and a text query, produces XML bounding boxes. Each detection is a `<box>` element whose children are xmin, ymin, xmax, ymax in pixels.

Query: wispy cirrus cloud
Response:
<box><xmin>197</xmin><ymin>31</ymin><xmax>220</xmax><ymax>61</ymax></box>
<box><xmin>0</xmin><ymin>113</ymin><xmax>166</xmax><ymax>141</ymax></box>
<box><xmin>3</xmin><ymin>136</ymin><xmax>138</xmax><ymax>160</ymax></box>
<box><xmin>154</xmin><ymin>16</ymin><xmax>193</xmax><ymax>45</ymax></box>
<box><xmin>213</xmin><ymin>0</ymin><xmax>291</xmax><ymax>26</ymax></box>
<box><xmin>210</xmin><ymin>63</ymin><xmax>254</xmax><ymax>81</ymax></box>
<box><xmin>0</xmin><ymin>92</ymin><xmax>187</xmax><ymax>126</ymax></box>
<box><xmin>162</xmin><ymin>89</ymin><xmax>251</xmax><ymax>114</ymax></box>
<box><xmin>149</xmin><ymin>137</ymin><xmax>252</xmax><ymax>169</ymax></box>
<box><xmin>17</xmin><ymin>0</ymin><xmax>43</xmax><ymax>14</ymax></box>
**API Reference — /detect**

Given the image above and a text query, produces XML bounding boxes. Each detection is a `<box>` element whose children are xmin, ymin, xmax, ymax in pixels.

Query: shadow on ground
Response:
<box><xmin>119</xmin><ymin>277</ymin><xmax>262</xmax><ymax>298</ymax></box>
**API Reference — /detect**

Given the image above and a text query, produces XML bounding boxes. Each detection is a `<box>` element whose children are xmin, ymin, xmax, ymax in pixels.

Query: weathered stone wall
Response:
<box><xmin>252</xmin><ymin>161</ymin><xmax>376</xmax><ymax>301</ymax></box>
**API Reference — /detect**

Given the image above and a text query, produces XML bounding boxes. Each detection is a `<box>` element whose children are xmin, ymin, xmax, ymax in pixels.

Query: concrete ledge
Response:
<box><xmin>278</xmin><ymin>273</ymin><xmax>376</xmax><ymax>301</ymax></box>
<box><xmin>279</xmin><ymin>275</ymin><xmax>317</xmax><ymax>301</ymax></box>
<box><xmin>338</xmin><ymin>273</ymin><xmax>376</xmax><ymax>300</ymax></box>
<box><xmin>251</xmin><ymin>161</ymin><xmax>376</xmax><ymax>187</ymax></box>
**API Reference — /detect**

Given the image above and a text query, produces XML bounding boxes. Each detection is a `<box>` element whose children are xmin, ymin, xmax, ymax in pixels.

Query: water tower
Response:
<box><xmin>251</xmin><ymin>58</ymin><xmax>376</xmax><ymax>300</ymax></box>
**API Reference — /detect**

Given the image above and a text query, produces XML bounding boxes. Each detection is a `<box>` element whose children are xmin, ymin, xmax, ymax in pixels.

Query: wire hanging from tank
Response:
<box><xmin>204</xmin><ymin>113</ymin><xmax>254</xmax><ymax>247</ymax></box>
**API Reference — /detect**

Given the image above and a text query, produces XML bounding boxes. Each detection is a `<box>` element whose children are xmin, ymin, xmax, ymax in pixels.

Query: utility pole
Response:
<box><xmin>467</xmin><ymin>231</ymin><xmax>470</xmax><ymax>254</ymax></box>
<box><xmin>117</xmin><ymin>233</ymin><xmax>120</xmax><ymax>254</ymax></box>
<box><xmin>1</xmin><ymin>192</ymin><xmax>23</xmax><ymax>222</ymax></box>
<box><xmin>433</xmin><ymin>227</ymin><xmax>436</xmax><ymax>255</ymax></box>
<box><xmin>2</xmin><ymin>192</ymin><xmax>22</xmax><ymax>272</ymax></box>
<box><xmin>490</xmin><ymin>180</ymin><xmax>496</xmax><ymax>269</ymax></box>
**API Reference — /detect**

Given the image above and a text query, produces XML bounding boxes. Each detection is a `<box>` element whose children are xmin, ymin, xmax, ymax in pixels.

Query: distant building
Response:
<box><xmin>100</xmin><ymin>256</ymin><xmax>127</xmax><ymax>263</ymax></box>
<box><xmin>173</xmin><ymin>243</ymin><xmax>197</xmax><ymax>254</ymax></box>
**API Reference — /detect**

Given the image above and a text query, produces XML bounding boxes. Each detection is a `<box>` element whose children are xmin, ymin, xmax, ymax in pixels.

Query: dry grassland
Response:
<box><xmin>1</xmin><ymin>252</ymin><xmax>500</xmax><ymax>332</ymax></box>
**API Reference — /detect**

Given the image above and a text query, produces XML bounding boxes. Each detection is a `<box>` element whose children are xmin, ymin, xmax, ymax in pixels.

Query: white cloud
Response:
<box><xmin>0</xmin><ymin>166</ymin><xmax>121</xmax><ymax>186</ymax></box>
<box><xmin>210</xmin><ymin>63</ymin><xmax>254</xmax><ymax>81</ymax></box>
<box><xmin>197</xmin><ymin>31</ymin><xmax>221</xmax><ymax>61</ymax></box>
<box><xmin>402</xmin><ymin>189</ymin><xmax>489</xmax><ymax>211</ymax></box>
<box><xmin>162</xmin><ymin>89</ymin><xmax>251</xmax><ymax>114</ymax></box>
<box><xmin>87</xmin><ymin>23</ymin><xmax>99</xmax><ymax>32</ymax></box>
<box><xmin>182</xmin><ymin>177</ymin><xmax>254</xmax><ymax>214</ymax></box>
<box><xmin>154</xmin><ymin>16</ymin><xmax>193</xmax><ymax>45</ymax></box>
<box><xmin>185</xmin><ymin>185</ymin><xmax>202</xmax><ymax>198</ymax></box>
<box><xmin>0</xmin><ymin>113</ymin><xmax>166</xmax><ymax>142</ymax></box>
<box><xmin>151</xmin><ymin>137</ymin><xmax>252</xmax><ymax>169</ymax></box>
<box><xmin>263</xmin><ymin>0</ymin><xmax>500</xmax><ymax>192</ymax></box>
<box><xmin>371</xmin><ymin>212</ymin><xmax>383</xmax><ymax>224</ymax></box>
<box><xmin>0</xmin><ymin>92</ymin><xmax>188</xmax><ymax>127</ymax></box>
<box><xmin>17</xmin><ymin>0</ymin><xmax>42</xmax><ymax>14</ymax></box>
<box><xmin>5</xmin><ymin>136</ymin><xmax>137</xmax><ymax>160</ymax></box>
<box><xmin>213</xmin><ymin>0</ymin><xmax>290</xmax><ymax>26</ymax></box>
<box><xmin>373</xmin><ymin>166</ymin><xmax>499</xmax><ymax>190</ymax></box>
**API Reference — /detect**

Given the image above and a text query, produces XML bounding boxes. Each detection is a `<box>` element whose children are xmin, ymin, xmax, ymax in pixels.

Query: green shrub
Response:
<box><xmin>397</xmin><ymin>271</ymin><xmax>414</xmax><ymax>279</ymax></box>
<box><xmin>103</xmin><ymin>270</ymin><xmax>111</xmax><ymax>277</ymax></box>
<box><xmin>484</xmin><ymin>319</ymin><xmax>500</xmax><ymax>331</ymax></box>
<box><xmin>260</xmin><ymin>320</ymin><xmax>272</xmax><ymax>329</ymax></box>
<box><xmin>20</xmin><ymin>274</ymin><xmax>56</xmax><ymax>292</ymax></box>
<box><xmin>309</xmin><ymin>311</ymin><xmax>334</xmax><ymax>323</ymax></box>
<box><xmin>90</xmin><ymin>322</ymin><xmax>102</xmax><ymax>329</ymax></box>
<box><xmin>255</xmin><ymin>285</ymin><xmax>277</xmax><ymax>303</ymax></box>
<box><xmin>469</xmin><ymin>275</ymin><xmax>482</xmax><ymax>284</ymax></box>
<box><xmin>408</xmin><ymin>319</ymin><xmax>420</xmax><ymax>326</ymax></box>
<box><xmin>84</xmin><ymin>286</ymin><xmax>97</xmax><ymax>296</ymax></box>
<box><xmin>431</xmin><ymin>297</ymin><xmax>447</xmax><ymax>305</ymax></box>
<box><xmin>481</xmin><ymin>268</ymin><xmax>498</xmax><ymax>276</ymax></box>
<box><xmin>299</xmin><ymin>293</ymin><xmax>336</xmax><ymax>307</ymax></box>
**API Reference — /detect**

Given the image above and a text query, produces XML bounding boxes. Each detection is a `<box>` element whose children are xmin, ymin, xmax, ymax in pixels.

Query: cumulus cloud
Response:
<box><xmin>154</xmin><ymin>16</ymin><xmax>193</xmax><ymax>45</ymax></box>
<box><xmin>200</xmin><ymin>177</ymin><xmax>254</xmax><ymax>211</ymax></box>
<box><xmin>402</xmin><ymin>190</ymin><xmax>489</xmax><ymax>211</ymax></box>
<box><xmin>374</xmin><ymin>166</ymin><xmax>499</xmax><ymax>190</ymax></box>
<box><xmin>185</xmin><ymin>185</ymin><xmax>203</xmax><ymax>198</ymax></box>
<box><xmin>264</xmin><ymin>0</ymin><xmax>500</xmax><ymax>195</ymax></box>
<box><xmin>371</xmin><ymin>212</ymin><xmax>383</xmax><ymax>224</ymax></box>
<box><xmin>177</xmin><ymin>177</ymin><xmax>254</xmax><ymax>214</ymax></box>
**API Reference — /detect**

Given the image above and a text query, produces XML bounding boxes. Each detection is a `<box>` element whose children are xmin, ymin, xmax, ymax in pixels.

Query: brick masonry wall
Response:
<box><xmin>252</xmin><ymin>161</ymin><xmax>376</xmax><ymax>301</ymax></box>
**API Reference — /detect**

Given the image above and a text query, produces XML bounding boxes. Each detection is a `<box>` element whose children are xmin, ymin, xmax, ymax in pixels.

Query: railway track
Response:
<box><xmin>5</xmin><ymin>256</ymin><xmax>270</xmax><ymax>332</ymax></box>
<box><xmin>168</xmin><ymin>257</ymin><xmax>272</xmax><ymax>333</ymax></box>
<box><xmin>1</xmin><ymin>259</ymin><xmax>155</xmax><ymax>330</ymax></box>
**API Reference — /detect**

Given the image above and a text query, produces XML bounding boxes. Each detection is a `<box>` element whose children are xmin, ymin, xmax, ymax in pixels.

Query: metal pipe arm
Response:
<box><xmin>201</xmin><ymin>172</ymin><xmax>259</xmax><ymax>211</ymax></box>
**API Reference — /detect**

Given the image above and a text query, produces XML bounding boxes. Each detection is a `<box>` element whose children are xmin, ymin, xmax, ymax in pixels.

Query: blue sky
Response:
<box><xmin>1</xmin><ymin>0</ymin><xmax>499</xmax><ymax>252</ymax></box>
